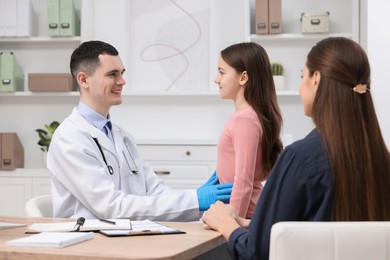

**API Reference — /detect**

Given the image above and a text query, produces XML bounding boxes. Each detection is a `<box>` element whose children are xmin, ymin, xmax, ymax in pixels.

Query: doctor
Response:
<box><xmin>47</xmin><ymin>40</ymin><xmax>232</xmax><ymax>221</ymax></box>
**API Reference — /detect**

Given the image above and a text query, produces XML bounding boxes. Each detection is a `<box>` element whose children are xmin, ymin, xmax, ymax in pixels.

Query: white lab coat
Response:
<box><xmin>48</xmin><ymin>108</ymin><xmax>199</xmax><ymax>221</ymax></box>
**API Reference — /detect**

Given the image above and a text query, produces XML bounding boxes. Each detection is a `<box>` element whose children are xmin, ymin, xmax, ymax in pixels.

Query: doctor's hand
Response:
<box><xmin>196</xmin><ymin>181</ymin><xmax>233</xmax><ymax>211</ymax></box>
<box><xmin>201</xmin><ymin>170</ymin><xmax>219</xmax><ymax>186</ymax></box>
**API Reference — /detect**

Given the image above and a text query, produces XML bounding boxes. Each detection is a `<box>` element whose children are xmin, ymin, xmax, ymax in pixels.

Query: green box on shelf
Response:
<box><xmin>0</xmin><ymin>52</ymin><xmax>24</xmax><ymax>92</ymax></box>
<box><xmin>47</xmin><ymin>0</ymin><xmax>80</xmax><ymax>37</ymax></box>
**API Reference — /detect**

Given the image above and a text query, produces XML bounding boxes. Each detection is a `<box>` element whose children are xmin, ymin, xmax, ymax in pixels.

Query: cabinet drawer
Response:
<box><xmin>138</xmin><ymin>145</ymin><xmax>217</xmax><ymax>161</ymax></box>
<box><xmin>151</xmin><ymin>163</ymin><xmax>212</xmax><ymax>190</ymax></box>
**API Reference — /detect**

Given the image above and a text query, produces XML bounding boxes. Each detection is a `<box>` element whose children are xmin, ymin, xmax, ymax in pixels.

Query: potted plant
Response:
<box><xmin>271</xmin><ymin>62</ymin><xmax>286</xmax><ymax>91</ymax></box>
<box><xmin>36</xmin><ymin>121</ymin><xmax>60</xmax><ymax>152</ymax></box>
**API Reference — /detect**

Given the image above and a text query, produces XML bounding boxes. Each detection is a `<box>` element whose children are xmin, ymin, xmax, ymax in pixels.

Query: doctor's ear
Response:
<box><xmin>76</xmin><ymin>72</ymin><xmax>89</xmax><ymax>90</ymax></box>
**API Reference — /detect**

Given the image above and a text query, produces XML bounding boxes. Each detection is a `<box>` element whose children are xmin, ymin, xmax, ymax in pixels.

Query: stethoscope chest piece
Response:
<box><xmin>108</xmin><ymin>165</ymin><xmax>114</xmax><ymax>175</ymax></box>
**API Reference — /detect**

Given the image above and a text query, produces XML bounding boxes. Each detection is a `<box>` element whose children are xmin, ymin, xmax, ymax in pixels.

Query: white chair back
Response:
<box><xmin>269</xmin><ymin>221</ymin><xmax>390</xmax><ymax>260</ymax></box>
<box><xmin>24</xmin><ymin>195</ymin><xmax>53</xmax><ymax>217</ymax></box>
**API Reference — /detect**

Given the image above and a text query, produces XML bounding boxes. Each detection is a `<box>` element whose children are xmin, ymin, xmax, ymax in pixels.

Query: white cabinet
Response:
<box><xmin>137</xmin><ymin>143</ymin><xmax>217</xmax><ymax>190</ymax></box>
<box><xmin>0</xmin><ymin>177</ymin><xmax>31</xmax><ymax>216</ymax></box>
<box><xmin>248</xmin><ymin>0</ymin><xmax>362</xmax><ymax>94</ymax></box>
<box><xmin>0</xmin><ymin>169</ymin><xmax>50</xmax><ymax>216</ymax></box>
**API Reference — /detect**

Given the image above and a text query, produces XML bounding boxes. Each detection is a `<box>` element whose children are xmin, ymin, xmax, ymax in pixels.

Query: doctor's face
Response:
<box><xmin>80</xmin><ymin>54</ymin><xmax>126</xmax><ymax>117</ymax></box>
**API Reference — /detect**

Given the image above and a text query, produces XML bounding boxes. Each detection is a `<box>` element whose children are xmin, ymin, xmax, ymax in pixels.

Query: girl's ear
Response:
<box><xmin>239</xmin><ymin>71</ymin><xmax>249</xmax><ymax>86</ymax></box>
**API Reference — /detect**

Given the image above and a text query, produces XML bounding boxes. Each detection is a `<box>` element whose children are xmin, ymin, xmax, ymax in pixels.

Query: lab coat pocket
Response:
<box><xmin>121</xmin><ymin>159</ymin><xmax>147</xmax><ymax>195</ymax></box>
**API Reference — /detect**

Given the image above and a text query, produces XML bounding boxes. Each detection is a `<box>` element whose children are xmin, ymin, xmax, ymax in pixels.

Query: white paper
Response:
<box><xmin>6</xmin><ymin>232</ymin><xmax>94</xmax><ymax>248</ymax></box>
<box><xmin>100</xmin><ymin>220</ymin><xmax>183</xmax><ymax>236</ymax></box>
<box><xmin>0</xmin><ymin>222</ymin><xmax>26</xmax><ymax>230</ymax></box>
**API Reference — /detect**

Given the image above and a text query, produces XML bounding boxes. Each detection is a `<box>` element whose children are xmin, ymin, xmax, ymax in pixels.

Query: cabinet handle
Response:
<box><xmin>155</xmin><ymin>171</ymin><xmax>170</xmax><ymax>175</ymax></box>
<box><xmin>185</xmin><ymin>151</ymin><xmax>191</xmax><ymax>156</ymax></box>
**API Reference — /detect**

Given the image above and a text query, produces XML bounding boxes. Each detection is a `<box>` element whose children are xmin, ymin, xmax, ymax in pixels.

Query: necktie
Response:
<box><xmin>104</xmin><ymin>121</ymin><xmax>115</xmax><ymax>144</ymax></box>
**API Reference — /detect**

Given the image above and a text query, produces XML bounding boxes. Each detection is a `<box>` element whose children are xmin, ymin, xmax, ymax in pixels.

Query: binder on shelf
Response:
<box><xmin>59</xmin><ymin>0</ymin><xmax>80</xmax><ymax>36</ymax></box>
<box><xmin>0</xmin><ymin>0</ymin><xmax>32</xmax><ymax>37</ymax></box>
<box><xmin>47</xmin><ymin>0</ymin><xmax>80</xmax><ymax>37</ymax></box>
<box><xmin>47</xmin><ymin>0</ymin><xmax>60</xmax><ymax>36</ymax></box>
<box><xmin>0</xmin><ymin>52</ymin><xmax>24</xmax><ymax>92</ymax></box>
<box><xmin>269</xmin><ymin>0</ymin><xmax>282</xmax><ymax>34</ymax></box>
<box><xmin>16</xmin><ymin>0</ymin><xmax>32</xmax><ymax>37</ymax></box>
<box><xmin>255</xmin><ymin>0</ymin><xmax>268</xmax><ymax>34</ymax></box>
<box><xmin>0</xmin><ymin>132</ymin><xmax>24</xmax><ymax>170</ymax></box>
<box><xmin>0</xmin><ymin>0</ymin><xmax>4</xmax><ymax>36</ymax></box>
<box><xmin>3</xmin><ymin>0</ymin><xmax>17</xmax><ymax>37</ymax></box>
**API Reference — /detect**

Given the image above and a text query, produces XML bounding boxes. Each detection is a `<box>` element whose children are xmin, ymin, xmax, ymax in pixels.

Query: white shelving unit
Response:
<box><xmin>248</xmin><ymin>0</ymin><xmax>360</xmax><ymax>94</ymax></box>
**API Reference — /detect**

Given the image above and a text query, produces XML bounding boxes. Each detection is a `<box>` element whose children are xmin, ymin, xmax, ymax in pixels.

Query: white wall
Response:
<box><xmin>0</xmin><ymin>0</ymin><xmax>313</xmax><ymax>169</ymax></box>
<box><xmin>367</xmin><ymin>0</ymin><xmax>390</xmax><ymax>147</ymax></box>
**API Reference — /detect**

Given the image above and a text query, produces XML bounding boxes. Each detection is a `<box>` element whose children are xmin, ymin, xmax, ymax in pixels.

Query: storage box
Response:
<box><xmin>28</xmin><ymin>73</ymin><xmax>77</xmax><ymax>92</ymax></box>
<box><xmin>0</xmin><ymin>52</ymin><xmax>24</xmax><ymax>92</ymax></box>
<box><xmin>0</xmin><ymin>133</ymin><xmax>24</xmax><ymax>170</ymax></box>
<box><xmin>301</xmin><ymin>12</ymin><xmax>330</xmax><ymax>33</ymax></box>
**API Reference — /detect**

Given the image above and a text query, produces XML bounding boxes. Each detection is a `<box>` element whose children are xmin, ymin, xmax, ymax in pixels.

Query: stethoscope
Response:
<box><xmin>92</xmin><ymin>137</ymin><xmax>138</xmax><ymax>175</ymax></box>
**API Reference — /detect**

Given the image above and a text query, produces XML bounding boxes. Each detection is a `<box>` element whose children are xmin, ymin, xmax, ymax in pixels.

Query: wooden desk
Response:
<box><xmin>0</xmin><ymin>216</ymin><xmax>229</xmax><ymax>260</ymax></box>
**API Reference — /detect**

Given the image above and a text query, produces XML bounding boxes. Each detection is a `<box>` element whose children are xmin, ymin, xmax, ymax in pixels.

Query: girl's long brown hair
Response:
<box><xmin>221</xmin><ymin>42</ymin><xmax>283</xmax><ymax>179</ymax></box>
<box><xmin>308</xmin><ymin>37</ymin><xmax>390</xmax><ymax>220</ymax></box>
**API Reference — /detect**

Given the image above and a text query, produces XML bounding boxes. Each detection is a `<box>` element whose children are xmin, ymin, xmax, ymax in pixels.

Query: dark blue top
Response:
<box><xmin>227</xmin><ymin>129</ymin><xmax>333</xmax><ymax>260</ymax></box>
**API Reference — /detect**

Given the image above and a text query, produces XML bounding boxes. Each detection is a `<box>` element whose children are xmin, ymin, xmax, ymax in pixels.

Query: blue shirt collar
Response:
<box><xmin>77</xmin><ymin>102</ymin><xmax>111</xmax><ymax>132</ymax></box>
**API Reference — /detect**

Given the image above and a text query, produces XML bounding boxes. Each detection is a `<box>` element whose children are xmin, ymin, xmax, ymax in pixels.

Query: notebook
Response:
<box><xmin>6</xmin><ymin>232</ymin><xmax>94</xmax><ymax>248</ymax></box>
<box><xmin>26</xmin><ymin>219</ymin><xmax>132</xmax><ymax>233</ymax></box>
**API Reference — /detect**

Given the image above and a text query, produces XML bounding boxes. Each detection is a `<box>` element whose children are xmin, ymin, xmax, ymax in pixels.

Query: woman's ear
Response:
<box><xmin>239</xmin><ymin>71</ymin><xmax>249</xmax><ymax>86</ymax></box>
<box><xmin>312</xmin><ymin>71</ymin><xmax>321</xmax><ymax>90</ymax></box>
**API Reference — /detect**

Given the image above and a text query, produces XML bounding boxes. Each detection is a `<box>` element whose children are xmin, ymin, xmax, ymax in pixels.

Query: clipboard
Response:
<box><xmin>99</xmin><ymin>229</ymin><xmax>185</xmax><ymax>237</ymax></box>
<box><xmin>99</xmin><ymin>220</ymin><xmax>185</xmax><ymax>237</ymax></box>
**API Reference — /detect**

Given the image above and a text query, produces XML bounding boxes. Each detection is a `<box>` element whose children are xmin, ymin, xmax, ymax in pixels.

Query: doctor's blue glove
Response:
<box><xmin>196</xmin><ymin>182</ymin><xmax>233</xmax><ymax>211</ymax></box>
<box><xmin>202</xmin><ymin>171</ymin><xmax>218</xmax><ymax>186</ymax></box>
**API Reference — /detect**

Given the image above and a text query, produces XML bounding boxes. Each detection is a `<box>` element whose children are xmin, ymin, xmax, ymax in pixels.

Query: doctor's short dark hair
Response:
<box><xmin>70</xmin><ymin>40</ymin><xmax>119</xmax><ymax>79</ymax></box>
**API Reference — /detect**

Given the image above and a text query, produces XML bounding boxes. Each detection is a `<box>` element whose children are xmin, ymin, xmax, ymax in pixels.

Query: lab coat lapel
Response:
<box><xmin>112</xmin><ymin>126</ymin><xmax>125</xmax><ymax>166</ymax></box>
<box><xmin>96</xmin><ymin>132</ymin><xmax>116</xmax><ymax>155</ymax></box>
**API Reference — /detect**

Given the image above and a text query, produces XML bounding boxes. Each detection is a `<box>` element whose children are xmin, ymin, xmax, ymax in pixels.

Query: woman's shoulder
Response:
<box><xmin>279</xmin><ymin>129</ymin><xmax>330</xmax><ymax>176</ymax></box>
<box><xmin>287</xmin><ymin>129</ymin><xmax>323</xmax><ymax>153</ymax></box>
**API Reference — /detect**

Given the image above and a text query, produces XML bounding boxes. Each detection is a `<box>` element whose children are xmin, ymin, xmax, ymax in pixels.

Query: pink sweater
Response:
<box><xmin>217</xmin><ymin>107</ymin><xmax>264</xmax><ymax>218</ymax></box>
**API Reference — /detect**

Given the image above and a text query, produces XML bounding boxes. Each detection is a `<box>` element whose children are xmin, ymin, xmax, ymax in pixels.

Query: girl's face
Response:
<box><xmin>299</xmin><ymin>64</ymin><xmax>319</xmax><ymax>117</ymax></box>
<box><xmin>214</xmin><ymin>57</ymin><xmax>245</xmax><ymax>100</ymax></box>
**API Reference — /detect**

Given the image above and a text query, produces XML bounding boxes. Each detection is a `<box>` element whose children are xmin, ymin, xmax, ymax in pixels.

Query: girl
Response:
<box><xmin>214</xmin><ymin>42</ymin><xmax>283</xmax><ymax>218</ymax></box>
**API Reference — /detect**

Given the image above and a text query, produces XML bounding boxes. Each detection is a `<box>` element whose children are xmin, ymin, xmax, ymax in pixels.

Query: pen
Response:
<box><xmin>99</xmin><ymin>219</ymin><xmax>116</xmax><ymax>225</ymax></box>
<box><xmin>74</xmin><ymin>217</ymin><xmax>85</xmax><ymax>232</ymax></box>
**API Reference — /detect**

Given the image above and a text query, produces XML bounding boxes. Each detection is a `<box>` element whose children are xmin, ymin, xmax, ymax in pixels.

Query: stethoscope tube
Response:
<box><xmin>93</xmin><ymin>137</ymin><xmax>114</xmax><ymax>175</ymax></box>
<box><xmin>92</xmin><ymin>137</ymin><xmax>138</xmax><ymax>175</ymax></box>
